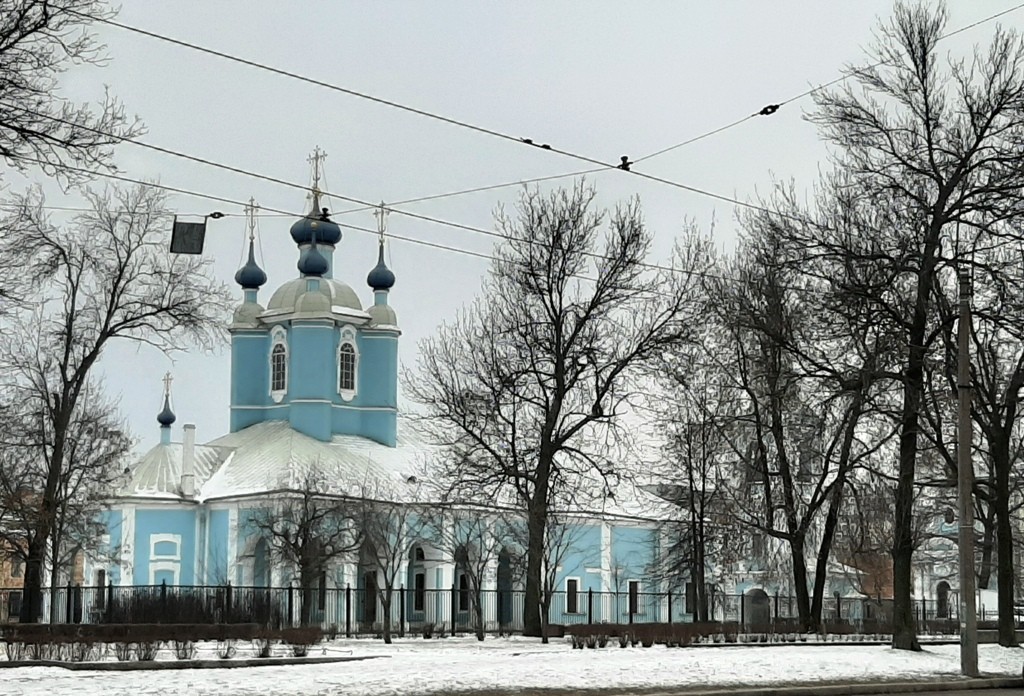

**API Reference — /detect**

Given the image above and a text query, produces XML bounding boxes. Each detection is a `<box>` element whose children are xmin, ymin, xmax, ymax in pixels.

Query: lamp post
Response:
<box><xmin>956</xmin><ymin>264</ymin><xmax>978</xmax><ymax>676</ymax></box>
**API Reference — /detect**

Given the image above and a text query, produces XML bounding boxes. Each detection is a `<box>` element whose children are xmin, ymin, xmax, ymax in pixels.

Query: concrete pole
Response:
<box><xmin>957</xmin><ymin>265</ymin><xmax>979</xmax><ymax>677</ymax></box>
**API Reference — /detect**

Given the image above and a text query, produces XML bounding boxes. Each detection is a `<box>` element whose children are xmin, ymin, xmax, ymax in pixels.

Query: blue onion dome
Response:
<box><xmin>367</xmin><ymin>242</ymin><xmax>395</xmax><ymax>290</ymax></box>
<box><xmin>234</xmin><ymin>241</ymin><xmax>267</xmax><ymax>290</ymax></box>
<box><xmin>290</xmin><ymin>207</ymin><xmax>342</xmax><ymax>246</ymax></box>
<box><xmin>156</xmin><ymin>394</ymin><xmax>176</xmax><ymax>427</ymax></box>
<box><xmin>298</xmin><ymin>243</ymin><xmax>328</xmax><ymax>276</ymax></box>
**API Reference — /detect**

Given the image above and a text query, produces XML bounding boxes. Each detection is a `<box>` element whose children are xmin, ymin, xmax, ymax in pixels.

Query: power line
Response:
<box><xmin>70</xmin><ymin>3</ymin><xmax>1024</xmax><ymax>200</ymax></box>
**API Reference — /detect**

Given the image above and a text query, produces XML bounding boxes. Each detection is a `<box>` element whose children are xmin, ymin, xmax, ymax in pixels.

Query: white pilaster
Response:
<box><xmin>601</xmin><ymin>521</ymin><xmax>612</xmax><ymax>620</ymax></box>
<box><xmin>120</xmin><ymin>505</ymin><xmax>136</xmax><ymax>586</ymax></box>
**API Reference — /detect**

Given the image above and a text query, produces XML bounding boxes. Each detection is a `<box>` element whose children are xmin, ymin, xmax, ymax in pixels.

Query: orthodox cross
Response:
<box><xmin>307</xmin><ymin>146</ymin><xmax>327</xmax><ymax>198</ymax></box>
<box><xmin>162</xmin><ymin>371</ymin><xmax>173</xmax><ymax>397</ymax></box>
<box><xmin>373</xmin><ymin>201</ymin><xmax>390</xmax><ymax>243</ymax></box>
<box><xmin>244</xmin><ymin>197</ymin><xmax>258</xmax><ymax>242</ymax></box>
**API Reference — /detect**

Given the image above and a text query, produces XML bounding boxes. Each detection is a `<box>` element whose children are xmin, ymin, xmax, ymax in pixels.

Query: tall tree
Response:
<box><xmin>0</xmin><ymin>185</ymin><xmax>229</xmax><ymax>621</ymax></box>
<box><xmin>407</xmin><ymin>183</ymin><xmax>712</xmax><ymax>636</ymax></box>
<box><xmin>249</xmin><ymin>470</ymin><xmax>363</xmax><ymax>627</ymax></box>
<box><xmin>807</xmin><ymin>1</ymin><xmax>1024</xmax><ymax>650</ymax></box>
<box><xmin>0</xmin><ymin>0</ymin><xmax>141</xmax><ymax>183</ymax></box>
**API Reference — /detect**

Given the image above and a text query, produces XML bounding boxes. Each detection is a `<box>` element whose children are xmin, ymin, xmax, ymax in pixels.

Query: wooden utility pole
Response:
<box><xmin>957</xmin><ymin>265</ymin><xmax>978</xmax><ymax>677</ymax></box>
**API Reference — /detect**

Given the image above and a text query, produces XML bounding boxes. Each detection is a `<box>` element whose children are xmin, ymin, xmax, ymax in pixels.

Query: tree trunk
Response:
<box><xmin>381</xmin><ymin>592</ymin><xmax>393</xmax><ymax>644</ymax></box>
<box><xmin>20</xmin><ymin>539</ymin><xmax>46</xmax><ymax>623</ymax></box>
<box><xmin>789</xmin><ymin>537</ymin><xmax>813</xmax><ymax>632</ymax></box>
<box><xmin>523</xmin><ymin>470</ymin><xmax>550</xmax><ymax>637</ymax></box>
<box><xmin>977</xmin><ymin>504</ymin><xmax>995</xmax><ymax>590</ymax></box>
<box><xmin>993</xmin><ymin>446</ymin><xmax>1017</xmax><ymax>646</ymax></box>
<box><xmin>472</xmin><ymin>590</ymin><xmax>485</xmax><ymax>641</ymax></box>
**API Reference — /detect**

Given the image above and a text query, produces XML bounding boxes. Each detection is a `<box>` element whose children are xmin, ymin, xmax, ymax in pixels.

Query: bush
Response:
<box><xmin>173</xmin><ymin>639</ymin><xmax>197</xmax><ymax>660</ymax></box>
<box><xmin>114</xmin><ymin>642</ymin><xmax>134</xmax><ymax>662</ymax></box>
<box><xmin>216</xmin><ymin>640</ymin><xmax>237</xmax><ymax>660</ymax></box>
<box><xmin>134</xmin><ymin>641</ymin><xmax>161</xmax><ymax>661</ymax></box>
<box><xmin>4</xmin><ymin>640</ymin><xmax>25</xmax><ymax>661</ymax></box>
<box><xmin>281</xmin><ymin>626</ymin><xmax>323</xmax><ymax>657</ymax></box>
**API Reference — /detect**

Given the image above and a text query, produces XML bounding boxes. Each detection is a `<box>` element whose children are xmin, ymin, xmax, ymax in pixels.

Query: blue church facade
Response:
<box><xmin>93</xmin><ymin>181</ymin><xmax>668</xmax><ymax>630</ymax></box>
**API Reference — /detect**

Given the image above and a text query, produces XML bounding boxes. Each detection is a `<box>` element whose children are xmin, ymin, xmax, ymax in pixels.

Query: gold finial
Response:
<box><xmin>245</xmin><ymin>197</ymin><xmax>259</xmax><ymax>241</ymax></box>
<box><xmin>373</xmin><ymin>201</ymin><xmax>390</xmax><ymax>243</ymax></box>
<box><xmin>307</xmin><ymin>146</ymin><xmax>328</xmax><ymax>200</ymax></box>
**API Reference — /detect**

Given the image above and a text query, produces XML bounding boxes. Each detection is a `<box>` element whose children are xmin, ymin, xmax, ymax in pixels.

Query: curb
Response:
<box><xmin>640</xmin><ymin>677</ymin><xmax>1024</xmax><ymax>696</ymax></box>
<box><xmin>0</xmin><ymin>654</ymin><xmax>388</xmax><ymax>670</ymax></box>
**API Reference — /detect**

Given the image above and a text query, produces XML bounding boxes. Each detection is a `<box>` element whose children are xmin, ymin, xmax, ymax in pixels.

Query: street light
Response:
<box><xmin>956</xmin><ymin>263</ymin><xmax>978</xmax><ymax>677</ymax></box>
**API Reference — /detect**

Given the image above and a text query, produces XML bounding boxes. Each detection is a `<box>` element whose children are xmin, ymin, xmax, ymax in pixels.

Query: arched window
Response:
<box><xmin>271</xmin><ymin>344</ymin><xmax>287</xmax><ymax>391</ymax></box>
<box><xmin>339</xmin><ymin>343</ymin><xmax>356</xmax><ymax>391</ymax></box>
<box><xmin>270</xmin><ymin>326</ymin><xmax>288</xmax><ymax>401</ymax></box>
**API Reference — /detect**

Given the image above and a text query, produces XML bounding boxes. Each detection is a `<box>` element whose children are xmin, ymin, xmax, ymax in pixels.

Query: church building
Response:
<box><xmin>92</xmin><ymin>161</ymin><xmax>665</xmax><ymax>630</ymax></box>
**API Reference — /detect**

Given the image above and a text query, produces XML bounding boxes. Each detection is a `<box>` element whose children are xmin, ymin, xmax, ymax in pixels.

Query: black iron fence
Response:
<box><xmin>0</xmin><ymin>584</ymin><xmax>1007</xmax><ymax>635</ymax></box>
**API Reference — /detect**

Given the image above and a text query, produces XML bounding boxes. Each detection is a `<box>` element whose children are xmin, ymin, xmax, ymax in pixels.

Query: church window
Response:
<box><xmin>270</xmin><ymin>326</ymin><xmax>288</xmax><ymax>401</ymax></box>
<box><xmin>339</xmin><ymin>344</ymin><xmax>356</xmax><ymax>390</ymax></box>
<box><xmin>337</xmin><ymin>327</ymin><xmax>358</xmax><ymax>400</ymax></box>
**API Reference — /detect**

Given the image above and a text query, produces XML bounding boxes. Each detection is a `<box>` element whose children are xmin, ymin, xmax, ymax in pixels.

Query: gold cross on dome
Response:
<box><xmin>307</xmin><ymin>146</ymin><xmax>327</xmax><ymax>195</ymax></box>
<box><xmin>162</xmin><ymin>371</ymin><xmax>173</xmax><ymax>396</ymax></box>
<box><xmin>373</xmin><ymin>201</ymin><xmax>390</xmax><ymax>242</ymax></box>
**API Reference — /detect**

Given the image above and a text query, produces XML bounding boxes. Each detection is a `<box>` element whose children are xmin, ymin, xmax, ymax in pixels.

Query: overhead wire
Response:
<box><xmin>67</xmin><ymin>3</ymin><xmax>1024</xmax><ymax>201</ymax></box>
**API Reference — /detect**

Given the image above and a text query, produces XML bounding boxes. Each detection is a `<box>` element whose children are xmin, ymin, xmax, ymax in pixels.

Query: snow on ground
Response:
<box><xmin>2</xmin><ymin>637</ymin><xmax>1023</xmax><ymax>696</ymax></box>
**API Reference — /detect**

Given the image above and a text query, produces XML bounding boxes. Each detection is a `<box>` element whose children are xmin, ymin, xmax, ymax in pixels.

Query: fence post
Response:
<box><xmin>65</xmin><ymin>582</ymin><xmax>73</xmax><ymax>623</ymax></box>
<box><xmin>740</xmin><ymin>593</ymin><xmax>745</xmax><ymax>628</ymax></box>
<box><xmin>160</xmin><ymin>580</ymin><xmax>167</xmax><ymax>612</ymax></box>
<box><xmin>587</xmin><ymin>588</ymin><xmax>593</xmax><ymax>624</ymax></box>
<box><xmin>835</xmin><ymin>591</ymin><xmax>841</xmax><ymax>621</ymax></box>
<box><xmin>345</xmin><ymin>584</ymin><xmax>352</xmax><ymax>637</ymax></box>
<box><xmin>287</xmin><ymin>583</ymin><xmax>295</xmax><ymax>627</ymax></box>
<box><xmin>399</xmin><ymin>586</ymin><xmax>406</xmax><ymax>638</ymax></box>
<box><xmin>774</xmin><ymin>591</ymin><xmax>779</xmax><ymax>623</ymax></box>
<box><xmin>107</xmin><ymin>580</ymin><xmax>114</xmax><ymax>621</ymax></box>
<box><xmin>450</xmin><ymin>584</ymin><xmax>457</xmax><ymax>634</ymax></box>
<box><xmin>667</xmin><ymin>589</ymin><xmax>673</xmax><ymax>624</ymax></box>
<box><xmin>226</xmin><ymin>582</ymin><xmax>233</xmax><ymax>620</ymax></box>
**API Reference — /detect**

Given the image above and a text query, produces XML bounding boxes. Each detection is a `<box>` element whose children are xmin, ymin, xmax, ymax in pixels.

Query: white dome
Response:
<box><xmin>266</xmin><ymin>277</ymin><xmax>362</xmax><ymax>313</ymax></box>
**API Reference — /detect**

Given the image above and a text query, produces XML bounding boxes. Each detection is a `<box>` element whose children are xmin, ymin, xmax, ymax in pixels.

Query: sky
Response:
<box><xmin>7</xmin><ymin>1</ymin><xmax>1021</xmax><ymax>454</ymax></box>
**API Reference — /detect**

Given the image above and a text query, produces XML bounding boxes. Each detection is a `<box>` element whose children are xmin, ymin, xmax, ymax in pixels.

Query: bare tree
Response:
<box><xmin>249</xmin><ymin>470</ymin><xmax>363</xmax><ymax>627</ymax></box>
<box><xmin>807</xmin><ymin>1</ymin><xmax>1024</xmax><ymax>650</ymax></box>
<box><xmin>0</xmin><ymin>0</ymin><xmax>142</xmax><ymax>185</ymax></box>
<box><xmin>407</xmin><ymin>183</ymin><xmax>713</xmax><ymax>636</ymax></box>
<box><xmin>359</xmin><ymin>480</ymin><xmax>426</xmax><ymax>644</ymax></box>
<box><xmin>0</xmin><ymin>184</ymin><xmax>230</xmax><ymax>621</ymax></box>
<box><xmin>428</xmin><ymin>503</ymin><xmax>515</xmax><ymax>641</ymax></box>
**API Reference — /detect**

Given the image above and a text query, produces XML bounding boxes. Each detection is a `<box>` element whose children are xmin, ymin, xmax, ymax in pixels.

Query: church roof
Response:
<box><xmin>121</xmin><ymin>442</ymin><xmax>232</xmax><ymax>500</ymax></box>
<box><xmin>264</xmin><ymin>277</ymin><xmax>365</xmax><ymax>316</ymax></box>
<box><xmin>199</xmin><ymin>420</ymin><xmax>426</xmax><ymax>502</ymax></box>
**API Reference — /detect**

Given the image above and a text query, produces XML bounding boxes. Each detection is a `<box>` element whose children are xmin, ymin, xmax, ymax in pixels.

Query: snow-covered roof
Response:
<box><xmin>120</xmin><ymin>442</ymin><xmax>231</xmax><ymax>501</ymax></box>
<box><xmin>199</xmin><ymin>420</ymin><xmax>427</xmax><ymax>502</ymax></box>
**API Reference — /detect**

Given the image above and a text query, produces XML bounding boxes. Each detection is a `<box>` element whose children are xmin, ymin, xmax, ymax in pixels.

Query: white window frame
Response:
<box><xmin>150</xmin><ymin>533</ymin><xmax>182</xmax><ymax>562</ymax></box>
<box><xmin>565</xmin><ymin>576</ymin><xmax>581</xmax><ymax>614</ymax></box>
<box><xmin>337</xmin><ymin>326</ymin><xmax>359</xmax><ymax>401</ymax></box>
<box><xmin>149</xmin><ymin>533</ymin><xmax>182</xmax><ymax>586</ymax></box>
<box><xmin>270</xmin><ymin>325</ymin><xmax>288</xmax><ymax>402</ymax></box>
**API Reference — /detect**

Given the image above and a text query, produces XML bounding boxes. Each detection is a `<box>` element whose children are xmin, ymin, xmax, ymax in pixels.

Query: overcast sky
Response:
<box><xmin>14</xmin><ymin>1</ymin><xmax>1021</xmax><ymax>454</ymax></box>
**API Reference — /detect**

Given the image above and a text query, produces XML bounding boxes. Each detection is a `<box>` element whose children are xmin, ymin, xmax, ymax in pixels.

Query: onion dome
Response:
<box><xmin>157</xmin><ymin>393</ymin><xmax>176</xmax><ymax>427</ymax></box>
<box><xmin>298</xmin><ymin>243</ymin><xmax>328</xmax><ymax>277</ymax></box>
<box><xmin>234</xmin><ymin>240</ymin><xmax>267</xmax><ymax>290</ymax></box>
<box><xmin>290</xmin><ymin>206</ymin><xmax>342</xmax><ymax>246</ymax></box>
<box><xmin>367</xmin><ymin>242</ymin><xmax>395</xmax><ymax>290</ymax></box>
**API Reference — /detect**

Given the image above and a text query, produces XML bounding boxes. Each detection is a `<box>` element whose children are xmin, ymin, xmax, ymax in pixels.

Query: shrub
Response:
<box><xmin>216</xmin><ymin>640</ymin><xmax>237</xmax><ymax>660</ymax></box>
<box><xmin>173</xmin><ymin>639</ymin><xmax>197</xmax><ymax>660</ymax></box>
<box><xmin>135</xmin><ymin>641</ymin><xmax>161</xmax><ymax>661</ymax></box>
<box><xmin>4</xmin><ymin>640</ymin><xmax>25</xmax><ymax>661</ymax></box>
<box><xmin>68</xmin><ymin>640</ymin><xmax>100</xmax><ymax>663</ymax></box>
<box><xmin>114</xmin><ymin>642</ymin><xmax>134</xmax><ymax>662</ymax></box>
<box><xmin>281</xmin><ymin>626</ymin><xmax>323</xmax><ymax>657</ymax></box>
<box><xmin>422</xmin><ymin>622</ymin><xmax>434</xmax><ymax>639</ymax></box>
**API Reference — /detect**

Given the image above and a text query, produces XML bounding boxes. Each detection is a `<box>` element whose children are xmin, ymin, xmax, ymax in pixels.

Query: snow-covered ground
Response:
<box><xmin>3</xmin><ymin>637</ymin><xmax>1023</xmax><ymax>696</ymax></box>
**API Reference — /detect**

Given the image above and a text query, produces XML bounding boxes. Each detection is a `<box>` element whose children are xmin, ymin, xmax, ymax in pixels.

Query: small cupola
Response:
<box><xmin>234</xmin><ymin>239</ymin><xmax>267</xmax><ymax>290</ymax></box>
<box><xmin>157</xmin><ymin>372</ymin><xmax>176</xmax><ymax>444</ymax></box>
<box><xmin>367</xmin><ymin>241</ymin><xmax>395</xmax><ymax>291</ymax></box>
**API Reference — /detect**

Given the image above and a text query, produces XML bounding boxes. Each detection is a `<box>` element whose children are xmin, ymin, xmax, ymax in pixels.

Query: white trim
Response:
<box><xmin>269</xmin><ymin>325</ymin><xmax>288</xmax><ymax>402</ymax></box>
<box><xmin>149</xmin><ymin>561</ymin><xmax>181</xmax><ymax>586</ymax></box>
<box><xmin>337</xmin><ymin>325</ymin><xmax>359</xmax><ymax>402</ymax></box>
<box><xmin>119</xmin><ymin>506</ymin><xmax>135</xmax><ymax>586</ymax></box>
<box><xmin>150</xmin><ymin>533</ymin><xmax>182</xmax><ymax>562</ymax></box>
<box><xmin>228</xmin><ymin>506</ymin><xmax>240</xmax><ymax>586</ymax></box>
<box><xmin>232</xmin><ymin>403</ymin><xmax>395</xmax><ymax>412</ymax></box>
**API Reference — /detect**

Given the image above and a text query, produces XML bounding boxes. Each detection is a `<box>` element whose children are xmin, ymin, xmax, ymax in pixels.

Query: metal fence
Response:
<box><xmin>0</xmin><ymin>584</ymin><xmax>1003</xmax><ymax>635</ymax></box>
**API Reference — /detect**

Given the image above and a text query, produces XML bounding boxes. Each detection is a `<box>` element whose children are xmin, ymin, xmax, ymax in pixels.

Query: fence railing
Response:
<box><xmin>0</xmin><ymin>584</ymin><xmax>1006</xmax><ymax>635</ymax></box>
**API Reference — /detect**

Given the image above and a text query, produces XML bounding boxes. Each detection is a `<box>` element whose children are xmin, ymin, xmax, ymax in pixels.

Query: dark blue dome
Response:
<box><xmin>298</xmin><ymin>244</ymin><xmax>328</xmax><ymax>276</ymax></box>
<box><xmin>157</xmin><ymin>395</ymin><xmax>176</xmax><ymax>427</ymax></box>
<box><xmin>367</xmin><ymin>243</ymin><xmax>395</xmax><ymax>290</ymax></box>
<box><xmin>234</xmin><ymin>241</ymin><xmax>267</xmax><ymax>289</ymax></box>
<box><xmin>290</xmin><ymin>208</ymin><xmax>342</xmax><ymax>246</ymax></box>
